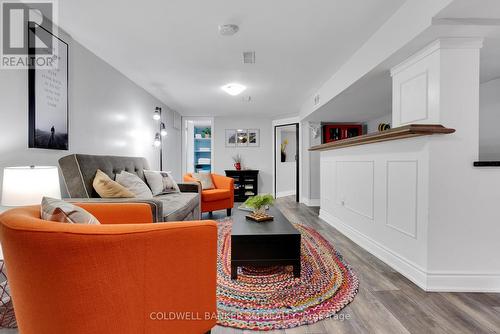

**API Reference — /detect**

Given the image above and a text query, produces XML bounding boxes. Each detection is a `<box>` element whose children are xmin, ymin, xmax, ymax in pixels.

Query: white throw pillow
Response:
<box><xmin>115</xmin><ymin>171</ymin><xmax>153</xmax><ymax>199</ymax></box>
<box><xmin>143</xmin><ymin>170</ymin><xmax>180</xmax><ymax>196</ymax></box>
<box><xmin>192</xmin><ymin>173</ymin><xmax>214</xmax><ymax>190</ymax></box>
<box><xmin>41</xmin><ymin>197</ymin><xmax>100</xmax><ymax>224</ymax></box>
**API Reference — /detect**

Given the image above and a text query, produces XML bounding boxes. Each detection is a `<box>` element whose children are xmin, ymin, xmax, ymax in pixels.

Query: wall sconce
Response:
<box><xmin>152</xmin><ymin>107</ymin><xmax>165</xmax><ymax>170</ymax></box>
<box><xmin>153</xmin><ymin>133</ymin><xmax>161</xmax><ymax>147</ymax></box>
<box><xmin>160</xmin><ymin>122</ymin><xmax>167</xmax><ymax>137</ymax></box>
<box><xmin>153</xmin><ymin>107</ymin><xmax>161</xmax><ymax>120</ymax></box>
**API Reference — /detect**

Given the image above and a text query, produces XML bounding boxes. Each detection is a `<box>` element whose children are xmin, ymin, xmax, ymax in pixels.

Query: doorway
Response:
<box><xmin>274</xmin><ymin>123</ymin><xmax>299</xmax><ymax>202</ymax></box>
<box><xmin>182</xmin><ymin>117</ymin><xmax>214</xmax><ymax>176</ymax></box>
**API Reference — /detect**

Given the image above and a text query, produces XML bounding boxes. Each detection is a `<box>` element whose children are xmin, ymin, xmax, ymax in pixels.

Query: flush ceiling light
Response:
<box><xmin>221</xmin><ymin>83</ymin><xmax>246</xmax><ymax>96</ymax></box>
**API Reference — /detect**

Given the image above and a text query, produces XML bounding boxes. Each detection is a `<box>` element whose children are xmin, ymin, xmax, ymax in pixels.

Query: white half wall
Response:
<box><xmin>0</xmin><ymin>30</ymin><xmax>182</xmax><ymax>197</ymax></box>
<box><xmin>320</xmin><ymin>138</ymin><xmax>430</xmax><ymax>289</ymax></box>
<box><xmin>320</xmin><ymin>38</ymin><xmax>500</xmax><ymax>292</ymax></box>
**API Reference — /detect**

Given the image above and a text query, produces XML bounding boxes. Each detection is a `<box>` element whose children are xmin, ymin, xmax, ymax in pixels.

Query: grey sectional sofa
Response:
<box><xmin>58</xmin><ymin>154</ymin><xmax>201</xmax><ymax>222</ymax></box>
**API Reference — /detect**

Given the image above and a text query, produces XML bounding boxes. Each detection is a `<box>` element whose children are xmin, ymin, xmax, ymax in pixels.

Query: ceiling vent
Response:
<box><xmin>243</xmin><ymin>51</ymin><xmax>256</xmax><ymax>64</ymax></box>
<box><xmin>314</xmin><ymin>94</ymin><xmax>320</xmax><ymax>106</ymax></box>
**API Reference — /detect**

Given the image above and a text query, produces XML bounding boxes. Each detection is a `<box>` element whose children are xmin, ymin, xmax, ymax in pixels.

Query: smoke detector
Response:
<box><xmin>219</xmin><ymin>24</ymin><xmax>239</xmax><ymax>36</ymax></box>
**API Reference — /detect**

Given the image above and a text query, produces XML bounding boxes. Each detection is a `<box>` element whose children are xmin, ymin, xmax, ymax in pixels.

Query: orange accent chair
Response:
<box><xmin>0</xmin><ymin>203</ymin><xmax>217</xmax><ymax>334</ymax></box>
<box><xmin>183</xmin><ymin>173</ymin><xmax>234</xmax><ymax>216</ymax></box>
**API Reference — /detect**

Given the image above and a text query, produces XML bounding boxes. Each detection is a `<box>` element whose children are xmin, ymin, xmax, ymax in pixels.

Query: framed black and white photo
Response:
<box><xmin>237</xmin><ymin>129</ymin><xmax>248</xmax><ymax>147</ymax></box>
<box><xmin>225</xmin><ymin>129</ymin><xmax>237</xmax><ymax>147</ymax></box>
<box><xmin>247</xmin><ymin>129</ymin><xmax>260</xmax><ymax>147</ymax></box>
<box><xmin>28</xmin><ymin>25</ymin><xmax>69</xmax><ymax>150</ymax></box>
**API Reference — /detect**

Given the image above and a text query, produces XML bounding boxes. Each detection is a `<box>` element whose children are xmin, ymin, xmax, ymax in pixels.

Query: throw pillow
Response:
<box><xmin>192</xmin><ymin>173</ymin><xmax>214</xmax><ymax>190</ymax></box>
<box><xmin>115</xmin><ymin>171</ymin><xmax>153</xmax><ymax>199</ymax></box>
<box><xmin>41</xmin><ymin>197</ymin><xmax>100</xmax><ymax>224</ymax></box>
<box><xmin>143</xmin><ymin>170</ymin><xmax>180</xmax><ymax>196</ymax></box>
<box><xmin>93</xmin><ymin>169</ymin><xmax>135</xmax><ymax>198</ymax></box>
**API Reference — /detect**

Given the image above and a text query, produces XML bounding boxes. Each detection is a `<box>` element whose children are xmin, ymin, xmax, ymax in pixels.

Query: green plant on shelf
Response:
<box><xmin>244</xmin><ymin>194</ymin><xmax>274</xmax><ymax>214</ymax></box>
<box><xmin>202</xmin><ymin>128</ymin><xmax>211</xmax><ymax>138</ymax></box>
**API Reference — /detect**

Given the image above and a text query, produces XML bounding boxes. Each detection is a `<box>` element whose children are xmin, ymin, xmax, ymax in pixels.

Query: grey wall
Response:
<box><xmin>479</xmin><ymin>78</ymin><xmax>500</xmax><ymax>160</ymax></box>
<box><xmin>213</xmin><ymin>116</ymin><xmax>273</xmax><ymax>194</ymax></box>
<box><xmin>0</xmin><ymin>30</ymin><xmax>181</xmax><ymax>198</ymax></box>
<box><xmin>301</xmin><ymin>121</ymin><xmax>321</xmax><ymax>203</ymax></box>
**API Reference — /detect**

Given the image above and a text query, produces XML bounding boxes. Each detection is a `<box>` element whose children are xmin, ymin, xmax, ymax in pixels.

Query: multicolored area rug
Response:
<box><xmin>216</xmin><ymin>219</ymin><xmax>359</xmax><ymax>330</ymax></box>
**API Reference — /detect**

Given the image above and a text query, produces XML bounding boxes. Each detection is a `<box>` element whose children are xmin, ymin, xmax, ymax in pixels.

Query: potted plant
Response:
<box><xmin>232</xmin><ymin>154</ymin><xmax>242</xmax><ymax>171</ymax></box>
<box><xmin>202</xmin><ymin>128</ymin><xmax>211</xmax><ymax>138</ymax></box>
<box><xmin>244</xmin><ymin>194</ymin><xmax>275</xmax><ymax>215</ymax></box>
<box><xmin>280</xmin><ymin>139</ymin><xmax>288</xmax><ymax>162</ymax></box>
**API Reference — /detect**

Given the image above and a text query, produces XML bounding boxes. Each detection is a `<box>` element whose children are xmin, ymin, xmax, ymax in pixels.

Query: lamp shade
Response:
<box><xmin>1</xmin><ymin>166</ymin><xmax>61</xmax><ymax>206</ymax></box>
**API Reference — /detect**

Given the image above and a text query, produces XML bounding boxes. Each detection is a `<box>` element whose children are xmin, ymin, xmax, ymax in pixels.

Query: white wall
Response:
<box><xmin>276</xmin><ymin>126</ymin><xmax>296</xmax><ymax>197</ymax></box>
<box><xmin>0</xmin><ymin>30</ymin><xmax>182</xmax><ymax>197</ymax></box>
<box><xmin>213</xmin><ymin>116</ymin><xmax>273</xmax><ymax>194</ymax></box>
<box><xmin>479</xmin><ymin>78</ymin><xmax>500</xmax><ymax>160</ymax></box>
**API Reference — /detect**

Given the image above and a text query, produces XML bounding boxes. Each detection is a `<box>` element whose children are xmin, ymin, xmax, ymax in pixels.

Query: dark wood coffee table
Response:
<box><xmin>231</xmin><ymin>207</ymin><xmax>301</xmax><ymax>280</ymax></box>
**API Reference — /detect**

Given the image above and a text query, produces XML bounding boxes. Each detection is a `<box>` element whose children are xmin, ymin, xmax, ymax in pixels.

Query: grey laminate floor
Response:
<box><xmin>2</xmin><ymin>198</ymin><xmax>499</xmax><ymax>334</ymax></box>
<box><xmin>211</xmin><ymin>196</ymin><xmax>500</xmax><ymax>334</ymax></box>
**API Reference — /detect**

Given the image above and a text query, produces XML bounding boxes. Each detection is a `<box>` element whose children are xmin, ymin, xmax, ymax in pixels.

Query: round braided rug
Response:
<box><xmin>216</xmin><ymin>219</ymin><xmax>359</xmax><ymax>330</ymax></box>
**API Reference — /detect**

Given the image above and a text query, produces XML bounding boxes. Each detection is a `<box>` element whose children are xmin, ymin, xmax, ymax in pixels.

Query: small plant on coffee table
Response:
<box><xmin>244</xmin><ymin>194</ymin><xmax>275</xmax><ymax>215</ymax></box>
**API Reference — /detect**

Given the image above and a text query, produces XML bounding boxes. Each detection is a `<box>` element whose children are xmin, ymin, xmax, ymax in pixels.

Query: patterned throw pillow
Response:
<box><xmin>143</xmin><ymin>170</ymin><xmax>180</xmax><ymax>196</ymax></box>
<box><xmin>192</xmin><ymin>173</ymin><xmax>214</xmax><ymax>190</ymax></box>
<box><xmin>41</xmin><ymin>197</ymin><xmax>100</xmax><ymax>224</ymax></box>
<box><xmin>93</xmin><ymin>169</ymin><xmax>135</xmax><ymax>198</ymax></box>
<box><xmin>115</xmin><ymin>171</ymin><xmax>153</xmax><ymax>199</ymax></box>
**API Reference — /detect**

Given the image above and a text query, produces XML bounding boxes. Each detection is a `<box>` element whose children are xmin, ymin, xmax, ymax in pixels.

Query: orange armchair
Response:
<box><xmin>0</xmin><ymin>203</ymin><xmax>217</xmax><ymax>334</ymax></box>
<box><xmin>184</xmin><ymin>173</ymin><xmax>234</xmax><ymax>216</ymax></box>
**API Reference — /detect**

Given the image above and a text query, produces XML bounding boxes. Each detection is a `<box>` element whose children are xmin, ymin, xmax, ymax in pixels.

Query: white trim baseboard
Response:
<box><xmin>425</xmin><ymin>272</ymin><xmax>500</xmax><ymax>292</ymax></box>
<box><xmin>319</xmin><ymin>209</ymin><xmax>500</xmax><ymax>292</ymax></box>
<box><xmin>276</xmin><ymin>190</ymin><xmax>296</xmax><ymax>198</ymax></box>
<box><xmin>301</xmin><ymin>197</ymin><xmax>320</xmax><ymax>207</ymax></box>
<box><xmin>319</xmin><ymin>209</ymin><xmax>428</xmax><ymax>290</ymax></box>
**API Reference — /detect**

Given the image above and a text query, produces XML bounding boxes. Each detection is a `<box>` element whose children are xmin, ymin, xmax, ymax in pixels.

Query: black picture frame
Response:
<box><xmin>28</xmin><ymin>24</ymin><xmax>69</xmax><ymax>150</ymax></box>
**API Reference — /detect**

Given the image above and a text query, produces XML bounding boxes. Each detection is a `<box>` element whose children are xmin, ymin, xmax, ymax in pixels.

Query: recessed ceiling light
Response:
<box><xmin>219</xmin><ymin>24</ymin><xmax>239</xmax><ymax>36</ymax></box>
<box><xmin>221</xmin><ymin>83</ymin><xmax>246</xmax><ymax>96</ymax></box>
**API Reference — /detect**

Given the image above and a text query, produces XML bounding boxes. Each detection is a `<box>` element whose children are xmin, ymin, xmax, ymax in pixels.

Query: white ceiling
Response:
<box><xmin>58</xmin><ymin>0</ymin><xmax>405</xmax><ymax>117</ymax></box>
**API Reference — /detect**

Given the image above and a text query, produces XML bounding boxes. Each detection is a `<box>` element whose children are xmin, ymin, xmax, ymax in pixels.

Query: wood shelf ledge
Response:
<box><xmin>309</xmin><ymin>124</ymin><xmax>455</xmax><ymax>152</ymax></box>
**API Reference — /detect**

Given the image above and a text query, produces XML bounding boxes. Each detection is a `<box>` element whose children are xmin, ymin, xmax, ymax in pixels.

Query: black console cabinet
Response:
<box><xmin>225</xmin><ymin>170</ymin><xmax>259</xmax><ymax>202</ymax></box>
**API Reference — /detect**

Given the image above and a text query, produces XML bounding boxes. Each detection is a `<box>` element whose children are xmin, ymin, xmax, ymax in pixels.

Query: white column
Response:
<box><xmin>391</xmin><ymin>38</ymin><xmax>483</xmax><ymax>127</ymax></box>
<box><xmin>392</xmin><ymin>38</ymin><xmax>496</xmax><ymax>291</ymax></box>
